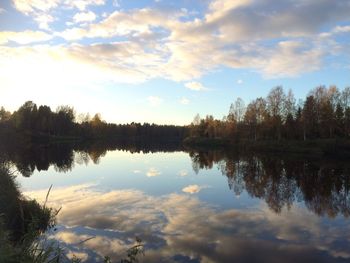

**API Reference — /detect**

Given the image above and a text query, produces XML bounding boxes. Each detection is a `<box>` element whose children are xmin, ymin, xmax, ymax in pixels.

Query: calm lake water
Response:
<box><xmin>13</xmin><ymin>145</ymin><xmax>350</xmax><ymax>263</ymax></box>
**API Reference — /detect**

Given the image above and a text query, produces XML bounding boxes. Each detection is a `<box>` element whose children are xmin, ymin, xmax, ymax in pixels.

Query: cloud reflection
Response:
<box><xmin>26</xmin><ymin>185</ymin><xmax>350</xmax><ymax>262</ymax></box>
<box><xmin>146</xmin><ymin>168</ymin><xmax>161</xmax><ymax>177</ymax></box>
<box><xmin>182</xmin><ymin>185</ymin><xmax>207</xmax><ymax>194</ymax></box>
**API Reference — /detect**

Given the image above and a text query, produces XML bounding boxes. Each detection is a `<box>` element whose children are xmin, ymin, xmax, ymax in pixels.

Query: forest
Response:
<box><xmin>188</xmin><ymin>85</ymin><xmax>350</xmax><ymax>142</ymax></box>
<box><xmin>0</xmin><ymin>101</ymin><xmax>186</xmax><ymax>143</ymax></box>
<box><xmin>1</xmin><ymin>85</ymin><xmax>350</xmax><ymax>148</ymax></box>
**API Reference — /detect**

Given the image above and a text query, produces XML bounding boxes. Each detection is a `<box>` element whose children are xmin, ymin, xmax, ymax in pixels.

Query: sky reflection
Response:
<box><xmin>15</xmin><ymin>149</ymin><xmax>350</xmax><ymax>262</ymax></box>
<box><xmin>26</xmin><ymin>183</ymin><xmax>350</xmax><ymax>263</ymax></box>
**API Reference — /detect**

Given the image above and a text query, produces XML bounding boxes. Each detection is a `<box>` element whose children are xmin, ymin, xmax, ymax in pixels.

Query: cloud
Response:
<box><xmin>4</xmin><ymin>0</ymin><xmax>350</xmax><ymax>86</ymax></box>
<box><xmin>25</xmin><ymin>184</ymin><xmax>350</xmax><ymax>262</ymax></box>
<box><xmin>11</xmin><ymin>0</ymin><xmax>105</xmax><ymax>29</ymax></box>
<box><xmin>73</xmin><ymin>11</ymin><xmax>97</xmax><ymax>23</ymax></box>
<box><xmin>65</xmin><ymin>0</ymin><xmax>106</xmax><ymax>11</ymax></box>
<box><xmin>147</xmin><ymin>96</ymin><xmax>163</xmax><ymax>107</ymax></box>
<box><xmin>66</xmin><ymin>251</ymin><xmax>89</xmax><ymax>261</ymax></box>
<box><xmin>146</xmin><ymin>168</ymin><xmax>161</xmax><ymax>177</ymax></box>
<box><xmin>12</xmin><ymin>0</ymin><xmax>60</xmax><ymax>14</ymax></box>
<box><xmin>185</xmin><ymin>81</ymin><xmax>207</xmax><ymax>91</ymax></box>
<box><xmin>333</xmin><ymin>25</ymin><xmax>350</xmax><ymax>34</ymax></box>
<box><xmin>0</xmin><ymin>30</ymin><xmax>52</xmax><ymax>44</ymax></box>
<box><xmin>237</xmin><ymin>79</ymin><xmax>243</xmax><ymax>84</ymax></box>
<box><xmin>182</xmin><ymin>184</ymin><xmax>203</xmax><ymax>194</ymax></box>
<box><xmin>260</xmin><ymin>40</ymin><xmax>323</xmax><ymax>78</ymax></box>
<box><xmin>179</xmin><ymin>97</ymin><xmax>190</xmax><ymax>105</ymax></box>
<box><xmin>11</xmin><ymin>0</ymin><xmax>59</xmax><ymax>29</ymax></box>
<box><xmin>178</xmin><ymin>170</ymin><xmax>188</xmax><ymax>177</ymax></box>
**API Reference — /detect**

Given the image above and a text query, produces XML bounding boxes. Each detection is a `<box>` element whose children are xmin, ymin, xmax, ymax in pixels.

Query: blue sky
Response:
<box><xmin>0</xmin><ymin>0</ymin><xmax>349</xmax><ymax>124</ymax></box>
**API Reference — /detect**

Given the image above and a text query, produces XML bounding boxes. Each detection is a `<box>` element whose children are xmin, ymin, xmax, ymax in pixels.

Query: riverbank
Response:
<box><xmin>183</xmin><ymin>137</ymin><xmax>350</xmax><ymax>157</ymax></box>
<box><xmin>0</xmin><ymin>161</ymin><xmax>57</xmax><ymax>262</ymax></box>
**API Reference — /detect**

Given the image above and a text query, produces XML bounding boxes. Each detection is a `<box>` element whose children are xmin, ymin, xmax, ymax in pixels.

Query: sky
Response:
<box><xmin>0</xmin><ymin>0</ymin><xmax>349</xmax><ymax>125</ymax></box>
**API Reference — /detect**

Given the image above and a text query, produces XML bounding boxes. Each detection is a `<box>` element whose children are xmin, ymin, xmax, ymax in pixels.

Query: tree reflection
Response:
<box><xmin>190</xmin><ymin>150</ymin><xmax>350</xmax><ymax>217</ymax></box>
<box><xmin>0</xmin><ymin>140</ymin><xmax>183</xmax><ymax>177</ymax></box>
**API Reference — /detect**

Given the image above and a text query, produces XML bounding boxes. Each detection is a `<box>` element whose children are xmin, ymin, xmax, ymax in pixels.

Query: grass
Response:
<box><xmin>0</xmin><ymin>159</ymin><xmax>61</xmax><ymax>263</ymax></box>
<box><xmin>0</xmin><ymin>159</ymin><xmax>145</xmax><ymax>262</ymax></box>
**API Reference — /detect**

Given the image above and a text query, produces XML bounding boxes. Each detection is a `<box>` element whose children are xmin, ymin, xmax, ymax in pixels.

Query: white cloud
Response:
<box><xmin>73</xmin><ymin>11</ymin><xmax>96</xmax><ymax>23</ymax></box>
<box><xmin>147</xmin><ymin>96</ymin><xmax>163</xmax><ymax>107</ymax></box>
<box><xmin>237</xmin><ymin>79</ymin><xmax>243</xmax><ymax>84</ymax></box>
<box><xmin>64</xmin><ymin>0</ymin><xmax>105</xmax><ymax>11</ymax></box>
<box><xmin>34</xmin><ymin>13</ymin><xmax>55</xmax><ymax>30</ymax></box>
<box><xmin>179</xmin><ymin>97</ymin><xmax>190</xmax><ymax>105</ymax></box>
<box><xmin>12</xmin><ymin>0</ymin><xmax>60</xmax><ymax>14</ymax></box>
<box><xmin>333</xmin><ymin>25</ymin><xmax>350</xmax><ymax>34</ymax></box>
<box><xmin>4</xmin><ymin>0</ymin><xmax>350</xmax><ymax>85</ymax></box>
<box><xmin>146</xmin><ymin>168</ymin><xmax>161</xmax><ymax>177</ymax></box>
<box><xmin>11</xmin><ymin>0</ymin><xmax>59</xmax><ymax>29</ymax></box>
<box><xmin>185</xmin><ymin>81</ymin><xmax>207</xmax><ymax>91</ymax></box>
<box><xmin>0</xmin><ymin>30</ymin><xmax>52</xmax><ymax>44</ymax></box>
<box><xmin>182</xmin><ymin>184</ymin><xmax>207</xmax><ymax>194</ymax></box>
<box><xmin>12</xmin><ymin>0</ymin><xmax>105</xmax><ymax>29</ymax></box>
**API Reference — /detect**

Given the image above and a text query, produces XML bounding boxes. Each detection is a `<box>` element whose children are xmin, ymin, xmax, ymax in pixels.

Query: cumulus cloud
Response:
<box><xmin>35</xmin><ymin>13</ymin><xmax>55</xmax><ymax>30</ymax></box>
<box><xmin>12</xmin><ymin>0</ymin><xmax>105</xmax><ymax>28</ymax></box>
<box><xmin>73</xmin><ymin>11</ymin><xmax>97</xmax><ymax>23</ymax></box>
<box><xmin>11</xmin><ymin>0</ymin><xmax>59</xmax><ymax>29</ymax></box>
<box><xmin>3</xmin><ymin>0</ymin><xmax>350</xmax><ymax>86</ymax></box>
<box><xmin>12</xmin><ymin>0</ymin><xmax>60</xmax><ymax>14</ymax></box>
<box><xmin>185</xmin><ymin>81</ymin><xmax>207</xmax><ymax>91</ymax></box>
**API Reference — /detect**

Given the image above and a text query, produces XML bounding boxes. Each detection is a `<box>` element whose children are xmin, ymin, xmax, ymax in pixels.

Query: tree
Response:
<box><xmin>36</xmin><ymin>105</ymin><xmax>53</xmax><ymax>134</ymax></box>
<box><xmin>0</xmin><ymin>107</ymin><xmax>11</xmax><ymax>122</ymax></box>
<box><xmin>266</xmin><ymin>87</ymin><xmax>286</xmax><ymax>140</ymax></box>
<box><xmin>55</xmin><ymin>106</ymin><xmax>75</xmax><ymax>135</ymax></box>
<box><xmin>228</xmin><ymin>98</ymin><xmax>245</xmax><ymax>123</ymax></box>
<box><xmin>341</xmin><ymin>87</ymin><xmax>350</xmax><ymax>109</ymax></box>
<box><xmin>334</xmin><ymin>103</ymin><xmax>344</xmax><ymax>137</ymax></box>
<box><xmin>12</xmin><ymin>101</ymin><xmax>38</xmax><ymax>130</ymax></box>
<box><xmin>302</xmin><ymin>96</ymin><xmax>318</xmax><ymax>140</ymax></box>
<box><xmin>284</xmin><ymin>89</ymin><xmax>296</xmax><ymax>119</ymax></box>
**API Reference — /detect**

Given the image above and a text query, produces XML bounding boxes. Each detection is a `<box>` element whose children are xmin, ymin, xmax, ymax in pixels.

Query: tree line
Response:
<box><xmin>2</xmin><ymin>85</ymin><xmax>350</xmax><ymax>145</ymax></box>
<box><xmin>0</xmin><ymin>101</ymin><xmax>186</xmax><ymax>142</ymax></box>
<box><xmin>189</xmin><ymin>85</ymin><xmax>350</xmax><ymax>141</ymax></box>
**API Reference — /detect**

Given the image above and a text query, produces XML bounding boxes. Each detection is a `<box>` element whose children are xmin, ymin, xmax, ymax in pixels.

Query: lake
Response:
<box><xmin>11</xmin><ymin>143</ymin><xmax>350</xmax><ymax>262</ymax></box>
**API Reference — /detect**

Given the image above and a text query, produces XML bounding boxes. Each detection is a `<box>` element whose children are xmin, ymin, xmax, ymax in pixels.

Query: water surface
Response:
<box><xmin>11</xmin><ymin>145</ymin><xmax>350</xmax><ymax>262</ymax></box>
